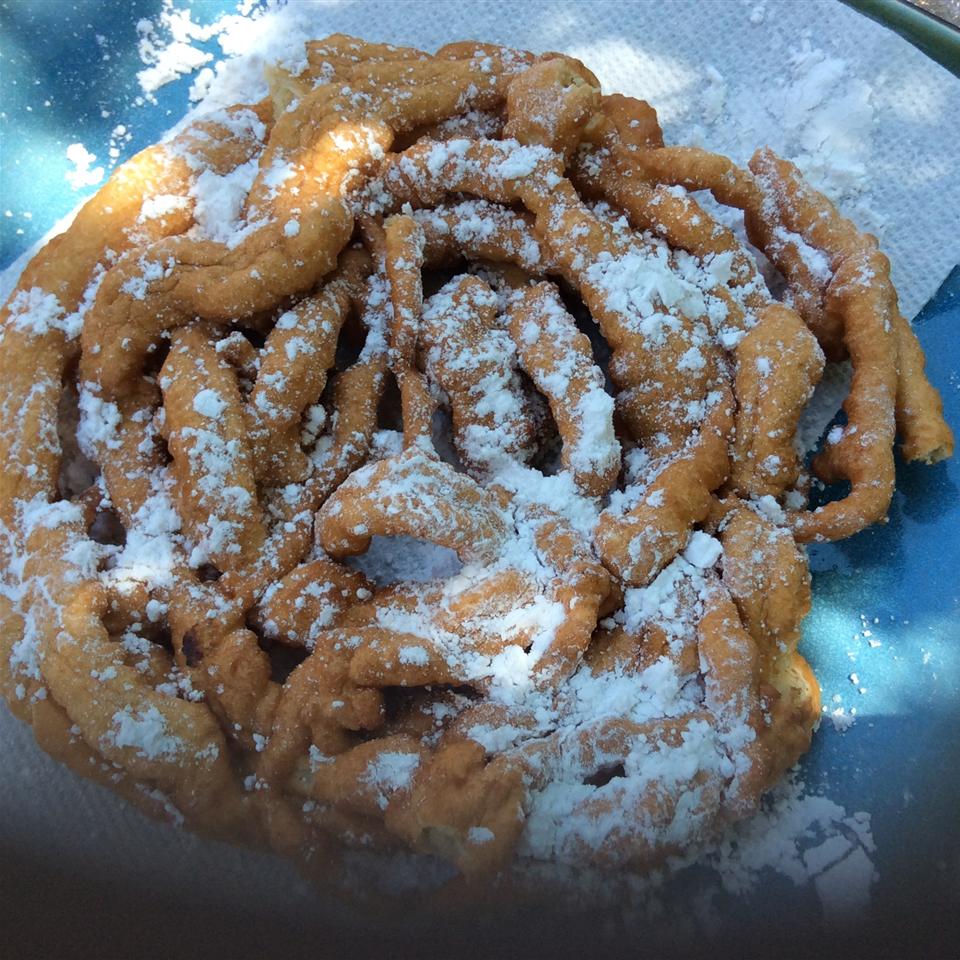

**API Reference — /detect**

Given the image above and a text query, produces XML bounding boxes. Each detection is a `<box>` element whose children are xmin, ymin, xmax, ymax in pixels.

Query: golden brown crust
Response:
<box><xmin>0</xmin><ymin>32</ymin><xmax>949</xmax><ymax>899</ymax></box>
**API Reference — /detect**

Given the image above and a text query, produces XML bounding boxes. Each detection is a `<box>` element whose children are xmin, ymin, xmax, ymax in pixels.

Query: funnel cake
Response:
<box><xmin>0</xmin><ymin>34</ymin><xmax>952</xmax><ymax>896</ymax></box>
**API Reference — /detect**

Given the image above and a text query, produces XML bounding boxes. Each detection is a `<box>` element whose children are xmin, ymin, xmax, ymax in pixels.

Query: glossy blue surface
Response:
<box><xmin>801</xmin><ymin>266</ymin><xmax>960</xmax><ymax>915</ymax></box>
<box><xmin>1</xmin><ymin>0</ymin><xmax>958</xmax><ymax>942</ymax></box>
<box><xmin>1</xmin><ymin>0</ymin><xmax>234</xmax><ymax>269</ymax></box>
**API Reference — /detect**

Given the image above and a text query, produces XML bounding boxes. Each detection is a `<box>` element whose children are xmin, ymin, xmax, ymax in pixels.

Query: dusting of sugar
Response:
<box><xmin>64</xmin><ymin>143</ymin><xmax>104</xmax><ymax>191</ymax></box>
<box><xmin>189</xmin><ymin>157</ymin><xmax>262</xmax><ymax>247</ymax></box>
<box><xmin>361</xmin><ymin>751</ymin><xmax>421</xmax><ymax>810</ymax></box>
<box><xmin>101</xmin><ymin>704</ymin><xmax>183</xmax><ymax>760</ymax></box>
<box><xmin>1</xmin><ymin>2</ymin><xmax>930</xmax><ymax>921</ymax></box>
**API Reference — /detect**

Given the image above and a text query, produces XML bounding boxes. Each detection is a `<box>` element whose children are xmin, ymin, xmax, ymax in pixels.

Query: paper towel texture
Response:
<box><xmin>4</xmin><ymin>0</ymin><xmax>957</xmax><ymax>316</ymax></box>
<box><xmin>1</xmin><ymin>0</ymin><xmax>957</xmax><ymax>923</ymax></box>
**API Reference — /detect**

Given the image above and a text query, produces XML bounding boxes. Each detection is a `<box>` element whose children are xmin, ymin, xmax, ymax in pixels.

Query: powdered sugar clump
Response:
<box><xmin>704</xmin><ymin>776</ymin><xmax>877</xmax><ymax>919</ymax></box>
<box><xmin>192</xmin><ymin>388</ymin><xmax>227</xmax><ymax>419</ymax></box>
<box><xmin>189</xmin><ymin>157</ymin><xmax>262</xmax><ymax>247</ymax></box>
<box><xmin>362</xmin><ymin>751</ymin><xmax>421</xmax><ymax>810</ymax></box>
<box><xmin>102</xmin><ymin>705</ymin><xmax>183</xmax><ymax>760</ymax></box>
<box><xmin>65</xmin><ymin>143</ymin><xmax>104</xmax><ymax>191</ymax></box>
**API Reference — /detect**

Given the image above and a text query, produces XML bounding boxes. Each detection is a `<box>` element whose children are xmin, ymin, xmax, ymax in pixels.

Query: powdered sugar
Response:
<box><xmin>3</xmin><ymin>2</ymin><xmax>944</xmax><ymax>924</ymax></box>
<box><xmin>4</xmin><ymin>287</ymin><xmax>82</xmax><ymax>341</ymax></box>
<box><xmin>64</xmin><ymin>143</ymin><xmax>104</xmax><ymax>191</ymax></box>
<box><xmin>704</xmin><ymin>776</ymin><xmax>876</xmax><ymax>910</ymax></box>
<box><xmin>102</xmin><ymin>704</ymin><xmax>183</xmax><ymax>760</ymax></box>
<box><xmin>584</xmin><ymin>244</ymin><xmax>723</xmax><ymax>341</ymax></box>
<box><xmin>119</xmin><ymin>255</ymin><xmax>175</xmax><ymax>301</ymax></box>
<box><xmin>189</xmin><ymin>157</ymin><xmax>261</xmax><ymax>247</ymax></box>
<box><xmin>192</xmin><ymin>388</ymin><xmax>227</xmax><ymax>419</ymax></box>
<box><xmin>362</xmin><ymin>751</ymin><xmax>421</xmax><ymax>810</ymax></box>
<box><xmin>683</xmin><ymin>531</ymin><xmax>723</xmax><ymax>569</ymax></box>
<box><xmin>139</xmin><ymin>193</ymin><xmax>190</xmax><ymax>222</ymax></box>
<box><xmin>104</xmin><ymin>483</ymin><xmax>182</xmax><ymax>595</ymax></box>
<box><xmin>76</xmin><ymin>386</ymin><xmax>122</xmax><ymax>456</ymax></box>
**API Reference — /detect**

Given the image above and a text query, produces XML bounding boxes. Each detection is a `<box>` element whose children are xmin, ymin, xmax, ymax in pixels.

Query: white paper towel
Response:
<box><xmin>2</xmin><ymin>0</ymin><xmax>959</xmax><ymax>926</ymax></box>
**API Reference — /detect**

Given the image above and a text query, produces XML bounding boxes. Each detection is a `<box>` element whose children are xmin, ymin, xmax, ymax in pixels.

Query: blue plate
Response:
<box><xmin>1</xmin><ymin>2</ymin><xmax>958</xmax><ymax>956</ymax></box>
<box><xmin>803</xmin><ymin>266</ymin><xmax>960</xmax><ymax>920</ymax></box>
